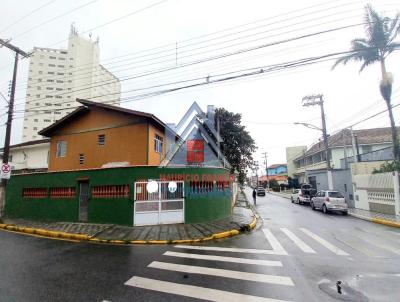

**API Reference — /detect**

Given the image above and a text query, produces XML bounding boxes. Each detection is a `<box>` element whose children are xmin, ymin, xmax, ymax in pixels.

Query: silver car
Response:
<box><xmin>290</xmin><ymin>189</ymin><xmax>311</xmax><ymax>205</ymax></box>
<box><xmin>310</xmin><ymin>190</ymin><xmax>348</xmax><ymax>215</ymax></box>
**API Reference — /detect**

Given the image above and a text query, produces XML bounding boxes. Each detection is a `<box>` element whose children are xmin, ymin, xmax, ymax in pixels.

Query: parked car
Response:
<box><xmin>290</xmin><ymin>187</ymin><xmax>311</xmax><ymax>205</ymax></box>
<box><xmin>310</xmin><ymin>190</ymin><xmax>348</xmax><ymax>215</ymax></box>
<box><xmin>256</xmin><ymin>187</ymin><xmax>266</xmax><ymax>196</ymax></box>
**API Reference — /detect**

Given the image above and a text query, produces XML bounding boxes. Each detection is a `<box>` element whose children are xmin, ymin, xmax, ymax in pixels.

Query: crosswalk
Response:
<box><xmin>123</xmin><ymin>227</ymin><xmax>400</xmax><ymax>301</ymax></box>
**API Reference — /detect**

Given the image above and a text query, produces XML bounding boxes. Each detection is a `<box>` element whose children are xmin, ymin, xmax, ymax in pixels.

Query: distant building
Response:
<box><xmin>39</xmin><ymin>99</ymin><xmax>171</xmax><ymax>171</ymax></box>
<box><xmin>0</xmin><ymin>139</ymin><xmax>50</xmax><ymax>174</ymax></box>
<box><xmin>22</xmin><ymin>25</ymin><xmax>121</xmax><ymax>142</ymax></box>
<box><xmin>267</xmin><ymin>164</ymin><xmax>287</xmax><ymax>176</ymax></box>
<box><xmin>287</xmin><ymin>127</ymin><xmax>394</xmax><ymax>184</ymax></box>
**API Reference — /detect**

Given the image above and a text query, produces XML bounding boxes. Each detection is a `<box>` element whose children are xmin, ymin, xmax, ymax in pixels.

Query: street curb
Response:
<box><xmin>0</xmin><ymin>214</ymin><xmax>258</xmax><ymax>245</ymax></box>
<box><xmin>348</xmin><ymin>212</ymin><xmax>400</xmax><ymax>228</ymax></box>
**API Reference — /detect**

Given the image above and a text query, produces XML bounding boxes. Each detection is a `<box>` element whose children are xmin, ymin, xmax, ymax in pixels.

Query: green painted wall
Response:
<box><xmin>5</xmin><ymin>166</ymin><xmax>232</xmax><ymax>226</ymax></box>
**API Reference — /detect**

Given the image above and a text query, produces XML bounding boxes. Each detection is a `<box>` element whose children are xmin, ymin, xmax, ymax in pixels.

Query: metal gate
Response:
<box><xmin>134</xmin><ymin>180</ymin><xmax>185</xmax><ymax>226</ymax></box>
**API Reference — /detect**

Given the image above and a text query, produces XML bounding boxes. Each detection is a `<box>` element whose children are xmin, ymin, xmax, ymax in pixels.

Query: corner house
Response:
<box><xmin>5</xmin><ymin>100</ymin><xmax>234</xmax><ymax>226</ymax></box>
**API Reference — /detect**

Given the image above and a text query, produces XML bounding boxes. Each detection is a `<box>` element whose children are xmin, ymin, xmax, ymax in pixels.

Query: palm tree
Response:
<box><xmin>332</xmin><ymin>4</ymin><xmax>400</xmax><ymax>160</ymax></box>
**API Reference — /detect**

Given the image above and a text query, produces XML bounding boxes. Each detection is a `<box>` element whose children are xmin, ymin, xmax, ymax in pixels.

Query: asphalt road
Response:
<box><xmin>1</xmin><ymin>189</ymin><xmax>400</xmax><ymax>302</ymax></box>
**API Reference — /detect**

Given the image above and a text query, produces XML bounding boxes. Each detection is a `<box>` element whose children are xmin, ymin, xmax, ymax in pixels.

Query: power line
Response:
<box><xmin>16</xmin><ymin>48</ymin><xmax>372</xmax><ymax>120</ymax></box>
<box><xmin>0</xmin><ymin>0</ymin><xmax>57</xmax><ymax>34</ymax></box>
<box><xmin>0</xmin><ymin>0</ymin><xmax>377</xmax><ymax>90</ymax></box>
<box><xmin>9</xmin><ymin>0</ymin><xmax>100</xmax><ymax>40</ymax></box>
<box><xmin>14</xmin><ymin>21</ymin><xmax>375</xmax><ymax>110</ymax></box>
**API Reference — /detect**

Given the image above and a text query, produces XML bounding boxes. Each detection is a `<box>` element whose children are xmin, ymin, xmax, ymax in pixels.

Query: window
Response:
<box><xmin>56</xmin><ymin>141</ymin><xmax>67</xmax><ymax>157</ymax></box>
<box><xmin>58</xmin><ymin>57</ymin><xmax>66</xmax><ymax>60</ymax></box>
<box><xmin>39</xmin><ymin>63</ymin><xmax>43</xmax><ymax>66</ymax></box>
<box><xmin>98</xmin><ymin>134</ymin><xmax>105</xmax><ymax>145</ymax></box>
<box><xmin>48</xmin><ymin>64</ymin><xmax>55</xmax><ymax>67</ymax></box>
<box><xmin>49</xmin><ymin>56</ymin><xmax>56</xmax><ymax>59</ymax></box>
<box><xmin>48</xmin><ymin>72</ymin><xmax>54</xmax><ymax>75</ymax></box>
<box><xmin>34</xmin><ymin>119</ymin><xmax>38</xmax><ymax>122</ymax></box>
<box><xmin>56</xmin><ymin>88</ymin><xmax>62</xmax><ymax>91</ymax></box>
<box><xmin>47</xmin><ymin>79</ymin><xmax>54</xmax><ymax>82</ymax></box>
<box><xmin>328</xmin><ymin>191</ymin><xmax>344</xmax><ymax>198</ymax></box>
<box><xmin>58</xmin><ymin>65</ymin><xmax>64</xmax><ymax>68</ymax></box>
<box><xmin>37</xmin><ymin>86</ymin><xmax>41</xmax><ymax>90</ymax></box>
<box><xmin>46</xmin><ymin>87</ymin><xmax>54</xmax><ymax>90</ymax></box>
<box><xmin>56</xmin><ymin>96</ymin><xmax>62</xmax><ymax>99</ymax></box>
<box><xmin>38</xmin><ymin>71</ymin><xmax>43</xmax><ymax>74</ymax></box>
<box><xmin>57</xmin><ymin>72</ymin><xmax>64</xmax><ymax>75</ymax></box>
<box><xmin>45</xmin><ymin>95</ymin><xmax>53</xmax><ymax>98</ymax></box>
<box><xmin>79</xmin><ymin>153</ymin><xmax>84</xmax><ymax>164</ymax></box>
<box><xmin>187</xmin><ymin>140</ymin><xmax>204</xmax><ymax>163</ymax></box>
<box><xmin>45</xmin><ymin>103</ymin><xmax>51</xmax><ymax>106</ymax></box>
<box><xmin>154</xmin><ymin>134</ymin><xmax>163</xmax><ymax>153</ymax></box>
<box><xmin>55</xmin><ymin>111</ymin><xmax>61</xmax><ymax>115</ymax></box>
<box><xmin>9</xmin><ymin>155</ymin><xmax>13</xmax><ymax>162</ymax></box>
<box><xmin>44</xmin><ymin>119</ymin><xmax>51</xmax><ymax>122</ymax></box>
<box><xmin>56</xmin><ymin>80</ymin><xmax>63</xmax><ymax>83</ymax></box>
<box><xmin>38</xmin><ymin>79</ymin><xmax>42</xmax><ymax>82</ymax></box>
<box><xmin>36</xmin><ymin>94</ymin><xmax>40</xmax><ymax>97</ymax></box>
<box><xmin>33</xmin><ymin>127</ymin><xmax>37</xmax><ymax>130</ymax></box>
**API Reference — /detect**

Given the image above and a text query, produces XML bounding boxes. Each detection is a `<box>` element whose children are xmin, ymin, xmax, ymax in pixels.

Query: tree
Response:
<box><xmin>214</xmin><ymin>108</ymin><xmax>257</xmax><ymax>184</ymax></box>
<box><xmin>332</xmin><ymin>5</ymin><xmax>400</xmax><ymax>160</ymax></box>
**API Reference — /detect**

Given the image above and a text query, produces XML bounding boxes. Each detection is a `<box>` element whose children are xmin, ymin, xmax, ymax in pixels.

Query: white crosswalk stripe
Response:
<box><xmin>262</xmin><ymin>228</ymin><xmax>288</xmax><ymax>255</ymax></box>
<box><xmin>174</xmin><ymin>244</ymin><xmax>287</xmax><ymax>255</ymax></box>
<box><xmin>300</xmin><ymin>228</ymin><xmax>349</xmax><ymax>256</ymax></box>
<box><xmin>280</xmin><ymin>228</ymin><xmax>316</xmax><ymax>254</ymax></box>
<box><xmin>148</xmin><ymin>261</ymin><xmax>294</xmax><ymax>286</ymax></box>
<box><xmin>125</xmin><ymin>276</ymin><xmax>293</xmax><ymax>302</ymax></box>
<box><xmin>164</xmin><ymin>251</ymin><xmax>283</xmax><ymax>266</ymax></box>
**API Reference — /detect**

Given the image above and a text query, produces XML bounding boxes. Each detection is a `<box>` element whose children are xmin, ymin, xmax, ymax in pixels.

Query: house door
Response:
<box><xmin>79</xmin><ymin>181</ymin><xmax>89</xmax><ymax>222</ymax></box>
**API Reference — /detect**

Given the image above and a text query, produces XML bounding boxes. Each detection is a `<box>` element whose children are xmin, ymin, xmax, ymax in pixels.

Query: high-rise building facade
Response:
<box><xmin>22</xmin><ymin>26</ymin><xmax>121</xmax><ymax>142</ymax></box>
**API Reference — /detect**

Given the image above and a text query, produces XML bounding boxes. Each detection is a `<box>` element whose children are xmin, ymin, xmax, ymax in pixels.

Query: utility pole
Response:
<box><xmin>302</xmin><ymin>94</ymin><xmax>333</xmax><ymax>190</ymax></box>
<box><xmin>262</xmin><ymin>152</ymin><xmax>269</xmax><ymax>192</ymax></box>
<box><xmin>0</xmin><ymin>38</ymin><xmax>29</xmax><ymax>216</ymax></box>
<box><xmin>350</xmin><ymin>127</ymin><xmax>358</xmax><ymax>164</ymax></box>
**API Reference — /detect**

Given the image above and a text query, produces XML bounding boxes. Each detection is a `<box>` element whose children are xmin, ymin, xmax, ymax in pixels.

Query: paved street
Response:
<box><xmin>1</xmin><ymin>189</ymin><xmax>400</xmax><ymax>301</ymax></box>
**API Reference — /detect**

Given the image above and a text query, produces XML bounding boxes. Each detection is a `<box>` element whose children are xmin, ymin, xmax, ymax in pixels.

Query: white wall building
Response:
<box><xmin>22</xmin><ymin>26</ymin><xmax>121</xmax><ymax>142</ymax></box>
<box><xmin>0</xmin><ymin>139</ymin><xmax>50</xmax><ymax>173</ymax></box>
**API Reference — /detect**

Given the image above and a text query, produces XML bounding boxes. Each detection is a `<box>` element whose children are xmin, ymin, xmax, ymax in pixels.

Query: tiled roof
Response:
<box><xmin>39</xmin><ymin>99</ymin><xmax>167</xmax><ymax>137</ymax></box>
<box><xmin>0</xmin><ymin>138</ymin><xmax>50</xmax><ymax>152</ymax></box>
<box><xmin>268</xmin><ymin>164</ymin><xmax>287</xmax><ymax>169</ymax></box>
<box><xmin>304</xmin><ymin>127</ymin><xmax>396</xmax><ymax>156</ymax></box>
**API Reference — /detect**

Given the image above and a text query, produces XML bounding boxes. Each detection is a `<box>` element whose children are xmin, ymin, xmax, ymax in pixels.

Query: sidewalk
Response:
<box><xmin>268</xmin><ymin>190</ymin><xmax>400</xmax><ymax>228</ymax></box>
<box><xmin>348</xmin><ymin>208</ymin><xmax>400</xmax><ymax>228</ymax></box>
<box><xmin>0</xmin><ymin>194</ymin><xmax>256</xmax><ymax>244</ymax></box>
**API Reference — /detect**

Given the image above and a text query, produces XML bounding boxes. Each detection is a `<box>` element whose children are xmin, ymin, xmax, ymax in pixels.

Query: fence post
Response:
<box><xmin>393</xmin><ymin>171</ymin><xmax>400</xmax><ymax>216</ymax></box>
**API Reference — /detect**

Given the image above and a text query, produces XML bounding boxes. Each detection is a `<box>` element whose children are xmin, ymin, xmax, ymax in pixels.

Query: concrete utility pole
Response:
<box><xmin>350</xmin><ymin>127</ymin><xmax>358</xmax><ymax>164</ymax></box>
<box><xmin>262</xmin><ymin>152</ymin><xmax>269</xmax><ymax>192</ymax></box>
<box><xmin>0</xmin><ymin>38</ymin><xmax>29</xmax><ymax>216</ymax></box>
<box><xmin>302</xmin><ymin>94</ymin><xmax>333</xmax><ymax>190</ymax></box>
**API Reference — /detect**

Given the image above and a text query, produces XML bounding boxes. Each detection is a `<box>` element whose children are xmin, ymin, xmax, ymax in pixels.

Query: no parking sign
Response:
<box><xmin>1</xmin><ymin>163</ymin><xmax>11</xmax><ymax>179</ymax></box>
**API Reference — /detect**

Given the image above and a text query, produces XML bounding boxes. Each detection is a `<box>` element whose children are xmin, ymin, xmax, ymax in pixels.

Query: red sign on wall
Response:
<box><xmin>187</xmin><ymin>140</ymin><xmax>204</xmax><ymax>163</ymax></box>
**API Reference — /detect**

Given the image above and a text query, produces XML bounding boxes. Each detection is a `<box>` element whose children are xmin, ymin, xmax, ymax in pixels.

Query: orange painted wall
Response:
<box><xmin>147</xmin><ymin>124</ymin><xmax>165</xmax><ymax>166</ymax></box>
<box><xmin>48</xmin><ymin>108</ymin><xmax>165</xmax><ymax>171</ymax></box>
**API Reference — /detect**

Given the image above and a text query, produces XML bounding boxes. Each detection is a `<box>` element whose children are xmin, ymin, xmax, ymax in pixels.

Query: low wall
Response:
<box><xmin>5</xmin><ymin>166</ymin><xmax>232</xmax><ymax>226</ymax></box>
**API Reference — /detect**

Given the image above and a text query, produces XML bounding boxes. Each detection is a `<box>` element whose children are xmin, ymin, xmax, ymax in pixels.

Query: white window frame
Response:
<box><xmin>56</xmin><ymin>141</ymin><xmax>67</xmax><ymax>158</ymax></box>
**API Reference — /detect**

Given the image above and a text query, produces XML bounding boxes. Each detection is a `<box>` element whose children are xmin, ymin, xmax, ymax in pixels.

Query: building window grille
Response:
<box><xmin>154</xmin><ymin>134</ymin><xmax>163</xmax><ymax>153</ymax></box>
<box><xmin>98</xmin><ymin>134</ymin><xmax>105</xmax><ymax>146</ymax></box>
<box><xmin>79</xmin><ymin>153</ymin><xmax>84</xmax><ymax>165</ymax></box>
<box><xmin>56</xmin><ymin>141</ymin><xmax>67</xmax><ymax>157</ymax></box>
<box><xmin>187</xmin><ymin>140</ymin><xmax>204</xmax><ymax>163</ymax></box>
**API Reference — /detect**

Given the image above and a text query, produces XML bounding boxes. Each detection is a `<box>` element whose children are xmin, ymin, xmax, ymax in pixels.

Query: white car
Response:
<box><xmin>290</xmin><ymin>189</ymin><xmax>311</xmax><ymax>205</ymax></box>
<box><xmin>310</xmin><ymin>190</ymin><xmax>348</xmax><ymax>215</ymax></box>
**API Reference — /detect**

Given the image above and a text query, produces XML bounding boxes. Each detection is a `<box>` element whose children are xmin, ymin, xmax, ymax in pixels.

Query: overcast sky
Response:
<box><xmin>1</xmin><ymin>0</ymin><xmax>399</xmax><ymax>172</ymax></box>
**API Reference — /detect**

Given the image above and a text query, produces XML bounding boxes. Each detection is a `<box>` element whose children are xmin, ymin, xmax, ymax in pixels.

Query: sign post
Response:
<box><xmin>1</xmin><ymin>163</ymin><xmax>11</xmax><ymax>179</ymax></box>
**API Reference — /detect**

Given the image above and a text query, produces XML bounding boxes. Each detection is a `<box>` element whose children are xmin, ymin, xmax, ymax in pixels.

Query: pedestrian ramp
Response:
<box><xmin>125</xmin><ymin>247</ymin><xmax>297</xmax><ymax>301</ymax></box>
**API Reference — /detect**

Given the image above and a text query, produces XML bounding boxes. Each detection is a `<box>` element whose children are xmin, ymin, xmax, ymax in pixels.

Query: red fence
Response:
<box><xmin>50</xmin><ymin>187</ymin><xmax>76</xmax><ymax>198</ymax></box>
<box><xmin>22</xmin><ymin>188</ymin><xmax>47</xmax><ymax>198</ymax></box>
<box><xmin>92</xmin><ymin>185</ymin><xmax>130</xmax><ymax>198</ymax></box>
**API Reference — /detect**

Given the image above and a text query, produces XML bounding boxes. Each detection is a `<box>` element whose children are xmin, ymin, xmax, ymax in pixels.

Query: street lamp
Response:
<box><xmin>297</xmin><ymin>94</ymin><xmax>333</xmax><ymax>190</ymax></box>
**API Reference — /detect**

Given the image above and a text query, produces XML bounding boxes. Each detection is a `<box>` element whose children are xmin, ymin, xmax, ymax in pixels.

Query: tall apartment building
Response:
<box><xmin>22</xmin><ymin>26</ymin><xmax>121</xmax><ymax>142</ymax></box>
